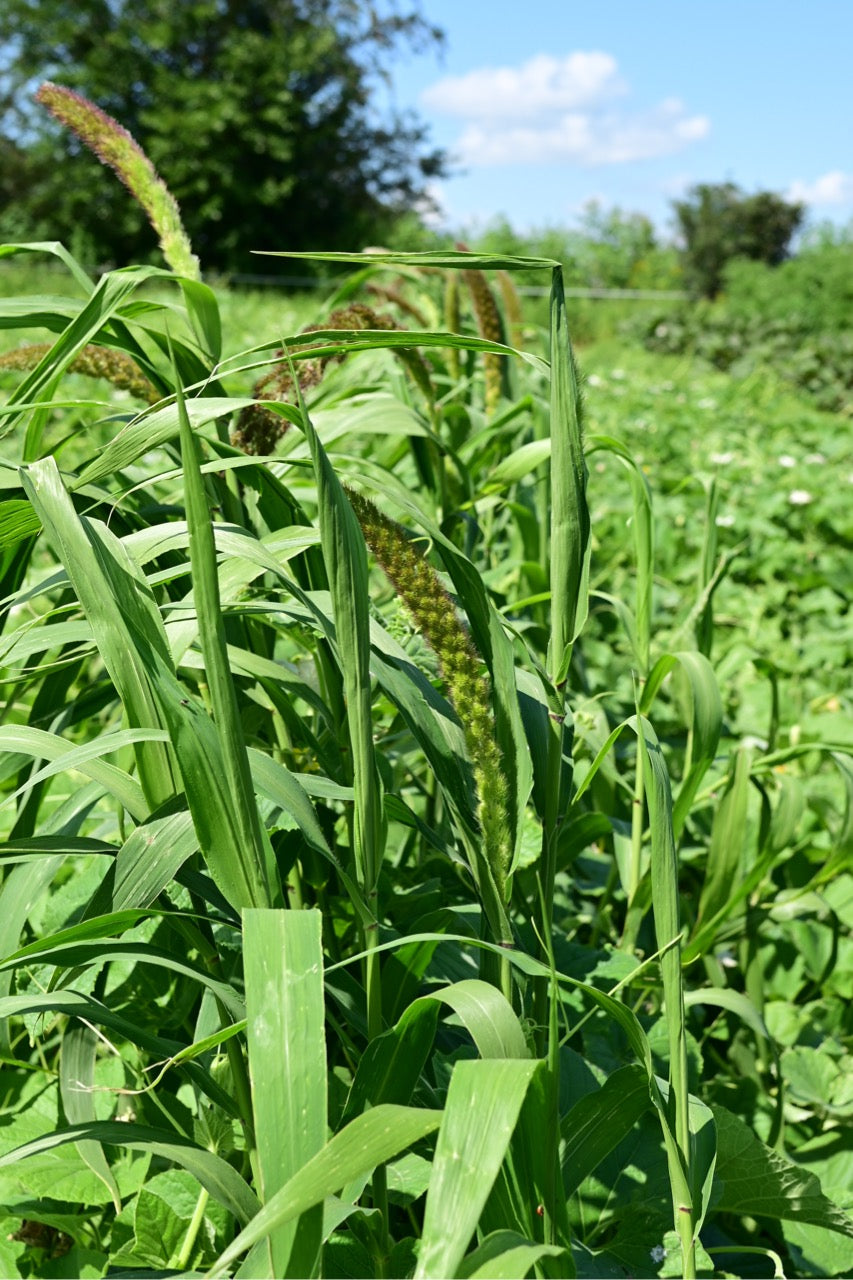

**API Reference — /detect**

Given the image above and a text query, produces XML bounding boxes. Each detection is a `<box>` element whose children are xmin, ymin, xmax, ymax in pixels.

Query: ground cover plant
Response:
<box><xmin>636</xmin><ymin>229</ymin><xmax>853</xmax><ymax>415</ymax></box>
<box><xmin>0</xmin><ymin>87</ymin><xmax>851</xmax><ymax>1280</ymax></box>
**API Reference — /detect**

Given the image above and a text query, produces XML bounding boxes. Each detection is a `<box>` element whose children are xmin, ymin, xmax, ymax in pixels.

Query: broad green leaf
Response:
<box><xmin>75</xmin><ymin>396</ymin><xmax>255</xmax><ymax>489</ymax></box>
<box><xmin>486</xmin><ymin>439</ymin><xmax>551</xmax><ymax>489</ymax></box>
<box><xmin>112</xmin><ymin>803</ymin><xmax>198</xmax><ymax>909</ymax></box>
<box><xmin>697</xmin><ymin>745</ymin><xmax>751</xmax><ymax>926</ymax></box>
<box><xmin>0</xmin><ymin>854</ymin><xmax>64</xmax><ymax>1054</ymax></box>
<box><xmin>426</xmin><ymin>979</ymin><xmax>530</xmax><ymax>1059</ymax></box>
<box><xmin>713</xmin><ymin>1104</ymin><xmax>853</xmax><ymax>1237</ymax></box>
<box><xmin>345</xmin><ymin>979</ymin><xmax>529</xmax><ymax>1122</ymax></box>
<box><xmin>588</xmin><ymin>433</ymin><xmax>654</xmax><ymax>673</ymax></box>
<box><xmin>131</xmin><ymin>1168</ymin><xmax>228</xmax><ymax>1271</ymax></box>
<box><xmin>20</xmin><ymin>457</ymin><xmax>177</xmax><ymax>811</ymax></box>
<box><xmin>0</xmin><ymin>725</ymin><xmax>149</xmax><ymax>821</ymax></box>
<box><xmin>0</xmin><ymin>938</ymin><xmax>245</xmax><ymax>1021</ymax></box>
<box><xmin>180</xmin><ymin>277</ymin><xmax>222</xmax><ymax>363</ymax></box>
<box><xmin>457</xmin><ymin>1230</ymin><xmax>565</xmax><ymax>1279</ymax></box>
<box><xmin>3</xmin><ymin>265</ymin><xmax>165</xmax><ymax>447</ymax></box>
<box><xmin>0</xmin><ymin>1121</ymin><xmax>258</xmax><ymax>1226</ymax></box>
<box><xmin>0</xmin><ymin>239</ymin><xmax>94</xmax><ymax>292</ymax></box>
<box><xmin>416</xmin><ymin>1059</ymin><xmax>539</xmax><ymax>1279</ymax></box>
<box><xmin>244</xmin><ymin>909</ymin><xmax>327</xmax><ymax>1278</ymax></box>
<box><xmin>561</xmin><ymin>1064</ymin><xmax>651</xmax><ymax>1195</ymax></box>
<box><xmin>208</xmin><ymin>1105</ymin><xmax>442</xmax><ymax>1277</ymax></box>
<box><xmin>59</xmin><ymin>1022</ymin><xmax>122</xmax><ymax>1212</ymax></box>
<box><xmin>285</xmin><ymin>374</ymin><xmax>383</xmax><ymax>940</ymax></box>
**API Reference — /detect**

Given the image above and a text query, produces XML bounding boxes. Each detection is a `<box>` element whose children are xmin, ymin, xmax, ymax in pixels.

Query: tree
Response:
<box><xmin>0</xmin><ymin>0</ymin><xmax>446</xmax><ymax>271</ymax></box>
<box><xmin>672</xmin><ymin>182</ymin><xmax>805</xmax><ymax>299</ymax></box>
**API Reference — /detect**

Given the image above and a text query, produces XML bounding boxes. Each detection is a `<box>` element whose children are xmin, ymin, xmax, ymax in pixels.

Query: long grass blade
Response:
<box><xmin>415</xmin><ymin>1059</ymin><xmax>539</xmax><ymax>1279</ymax></box>
<box><xmin>244</xmin><ymin>909</ymin><xmax>327</xmax><ymax>1278</ymax></box>
<box><xmin>174</xmin><ymin>356</ymin><xmax>278</xmax><ymax>909</ymax></box>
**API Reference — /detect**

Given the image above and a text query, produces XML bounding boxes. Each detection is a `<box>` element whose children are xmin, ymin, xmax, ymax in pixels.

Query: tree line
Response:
<box><xmin>1</xmin><ymin>0</ymin><xmax>804</xmax><ymax>294</ymax></box>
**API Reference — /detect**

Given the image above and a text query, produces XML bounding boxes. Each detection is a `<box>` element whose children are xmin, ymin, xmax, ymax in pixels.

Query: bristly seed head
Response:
<box><xmin>35</xmin><ymin>82</ymin><xmax>200</xmax><ymax>281</ymax></box>
<box><xmin>348</xmin><ymin>488</ymin><xmax>512</xmax><ymax>897</ymax></box>
<box><xmin>0</xmin><ymin>343</ymin><xmax>159</xmax><ymax>403</ymax></box>
<box><xmin>233</xmin><ymin>302</ymin><xmax>433</xmax><ymax>455</ymax></box>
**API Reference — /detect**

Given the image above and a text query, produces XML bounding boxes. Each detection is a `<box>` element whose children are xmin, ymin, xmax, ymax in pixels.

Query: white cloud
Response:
<box><xmin>421</xmin><ymin>52</ymin><xmax>625</xmax><ymax>121</ymax></box>
<box><xmin>786</xmin><ymin>170</ymin><xmax>853</xmax><ymax>206</ymax></box>
<box><xmin>453</xmin><ymin>101</ymin><xmax>709</xmax><ymax>168</ymax></box>
<box><xmin>421</xmin><ymin>51</ymin><xmax>709</xmax><ymax>169</ymax></box>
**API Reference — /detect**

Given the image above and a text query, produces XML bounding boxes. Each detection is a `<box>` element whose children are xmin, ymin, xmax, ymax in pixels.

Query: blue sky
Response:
<box><xmin>383</xmin><ymin>0</ymin><xmax>853</xmax><ymax>238</ymax></box>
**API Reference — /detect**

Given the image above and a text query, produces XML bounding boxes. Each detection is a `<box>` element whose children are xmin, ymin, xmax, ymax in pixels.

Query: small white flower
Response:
<box><xmin>611</xmin><ymin>367</ymin><xmax>626</xmax><ymax>380</ymax></box>
<box><xmin>779</xmin><ymin>454</ymin><xmax>796</xmax><ymax>468</ymax></box>
<box><xmin>804</xmin><ymin>451</ymin><xmax>826</xmax><ymax>464</ymax></box>
<box><xmin>586</xmin><ymin>374</ymin><xmax>604</xmax><ymax>388</ymax></box>
<box><xmin>788</xmin><ymin>489</ymin><xmax>813</xmax><ymax>505</ymax></box>
<box><xmin>715</xmin><ymin>514</ymin><xmax>735</xmax><ymax>527</ymax></box>
<box><xmin>650</xmin><ymin>1244</ymin><xmax>667</xmax><ymax>1263</ymax></box>
<box><xmin>655</xmin><ymin>323</ymin><xmax>669</xmax><ymax>337</ymax></box>
<box><xmin>709</xmin><ymin>451</ymin><xmax>734</xmax><ymax>465</ymax></box>
<box><xmin>697</xmin><ymin>396</ymin><xmax>716</xmax><ymax>409</ymax></box>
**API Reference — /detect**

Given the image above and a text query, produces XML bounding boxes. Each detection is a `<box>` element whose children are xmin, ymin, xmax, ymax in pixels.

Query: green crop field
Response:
<box><xmin>0</xmin><ymin>88</ymin><xmax>851</xmax><ymax>1280</ymax></box>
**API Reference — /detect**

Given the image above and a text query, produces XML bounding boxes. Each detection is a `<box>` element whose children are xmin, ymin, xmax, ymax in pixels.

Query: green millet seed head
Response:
<box><xmin>0</xmin><ymin>343</ymin><xmax>158</xmax><ymax>403</ymax></box>
<box><xmin>233</xmin><ymin>303</ymin><xmax>432</xmax><ymax>454</ymax></box>
<box><xmin>455</xmin><ymin>245</ymin><xmax>509</xmax><ymax>415</ymax></box>
<box><xmin>496</xmin><ymin>271</ymin><xmax>524</xmax><ymax>351</ymax></box>
<box><xmin>444</xmin><ymin>275</ymin><xmax>462</xmax><ymax>382</ymax></box>
<box><xmin>36</xmin><ymin>83</ymin><xmax>200</xmax><ymax>281</ymax></box>
<box><xmin>347</xmin><ymin>487</ymin><xmax>512</xmax><ymax>894</ymax></box>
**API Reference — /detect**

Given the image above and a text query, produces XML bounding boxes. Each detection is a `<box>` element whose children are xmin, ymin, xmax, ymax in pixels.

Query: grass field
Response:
<box><xmin>0</xmin><ymin>224</ymin><xmax>851</xmax><ymax>1280</ymax></box>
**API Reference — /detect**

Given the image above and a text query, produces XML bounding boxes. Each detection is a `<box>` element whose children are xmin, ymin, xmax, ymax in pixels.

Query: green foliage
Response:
<box><xmin>0</xmin><ymin>116</ymin><xmax>851</xmax><ymax>1280</ymax></box>
<box><xmin>638</xmin><ymin>232</ymin><xmax>853</xmax><ymax>413</ymax></box>
<box><xmin>441</xmin><ymin>205</ymin><xmax>683</xmax><ymax>294</ymax></box>
<box><xmin>673</xmin><ymin>182</ymin><xmax>805</xmax><ymax>299</ymax></box>
<box><xmin>0</xmin><ymin>0</ymin><xmax>445</xmax><ymax>270</ymax></box>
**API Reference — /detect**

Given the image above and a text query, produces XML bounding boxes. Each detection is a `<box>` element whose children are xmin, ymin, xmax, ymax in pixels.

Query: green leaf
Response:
<box><xmin>457</xmin><ymin>1230</ymin><xmax>565</xmax><ymax>1279</ymax></box>
<box><xmin>547</xmin><ymin>264</ymin><xmax>589</xmax><ymax>669</ymax></box>
<box><xmin>561</xmin><ymin>1064</ymin><xmax>651</xmax><ymax>1196</ymax></box>
<box><xmin>174</xmin><ymin>361</ymin><xmax>278</xmax><ymax>908</ymax></box>
<box><xmin>415</xmin><ymin>1059</ymin><xmax>539</xmax><ymax>1279</ymax></box>
<box><xmin>696</xmin><ymin>745</ymin><xmax>751</xmax><ymax>926</ymax></box>
<box><xmin>59</xmin><ymin>1022</ymin><xmax>122</xmax><ymax>1212</ymax></box>
<box><xmin>0</xmin><ymin>725</ymin><xmax>149</xmax><ymax>822</ymax></box>
<box><xmin>712</xmin><ymin>1104</ymin><xmax>853</xmax><ymax>1237</ymax></box>
<box><xmin>20</xmin><ymin>457</ymin><xmax>177</xmax><ymax>812</ymax></box>
<box><xmin>244</xmin><ymin>909</ymin><xmax>327</xmax><ymax>1278</ymax></box>
<box><xmin>641</xmin><ymin>650</ymin><xmax>723</xmax><ymax>838</ymax></box>
<box><xmin>132</xmin><ymin>1168</ymin><xmax>227</xmax><ymax>1270</ymax></box>
<box><xmin>209</xmin><ymin>1105</ymin><xmax>442</xmax><ymax>1277</ymax></box>
<box><xmin>292</xmin><ymin>367</ymin><xmax>383</xmax><ymax>902</ymax></box>
<box><xmin>0</xmin><ymin>1121</ymin><xmax>259</xmax><ymax>1225</ymax></box>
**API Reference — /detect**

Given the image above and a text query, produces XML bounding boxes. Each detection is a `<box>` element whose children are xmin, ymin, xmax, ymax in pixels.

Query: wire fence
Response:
<box><xmin>223</xmin><ymin>272</ymin><xmax>688</xmax><ymax>300</ymax></box>
<box><xmin>0</xmin><ymin>257</ymin><xmax>687</xmax><ymax>301</ymax></box>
